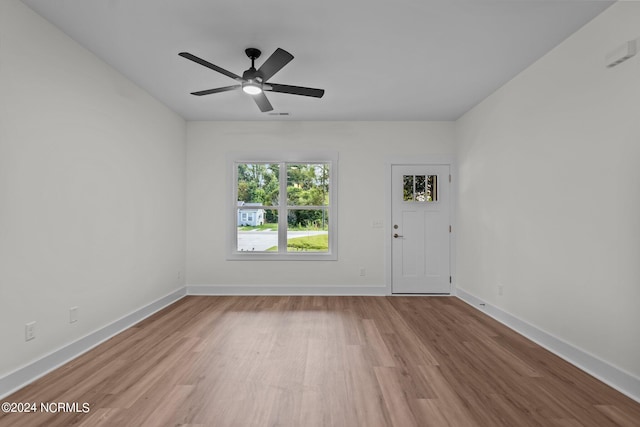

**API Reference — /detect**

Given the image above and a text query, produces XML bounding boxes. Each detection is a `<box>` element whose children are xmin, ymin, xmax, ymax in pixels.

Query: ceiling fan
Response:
<box><xmin>179</xmin><ymin>48</ymin><xmax>325</xmax><ymax>112</ymax></box>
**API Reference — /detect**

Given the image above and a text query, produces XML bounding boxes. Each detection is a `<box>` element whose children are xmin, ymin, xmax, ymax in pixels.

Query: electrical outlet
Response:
<box><xmin>25</xmin><ymin>322</ymin><xmax>35</xmax><ymax>341</ymax></box>
<box><xmin>69</xmin><ymin>306</ymin><xmax>78</xmax><ymax>323</ymax></box>
<box><xmin>177</xmin><ymin>271</ymin><xmax>182</xmax><ymax>281</ymax></box>
<box><xmin>498</xmin><ymin>285</ymin><xmax>504</xmax><ymax>296</ymax></box>
<box><xmin>359</xmin><ymin>268</ymin><xmax>366</xmax><ymax>276</ymax></box>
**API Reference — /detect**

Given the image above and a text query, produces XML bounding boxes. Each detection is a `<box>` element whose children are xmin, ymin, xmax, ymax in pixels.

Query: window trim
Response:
<box><xmin>227</xmin><ymin>151</ymin><xmax>338</xmax><ymax>261</ymax></box>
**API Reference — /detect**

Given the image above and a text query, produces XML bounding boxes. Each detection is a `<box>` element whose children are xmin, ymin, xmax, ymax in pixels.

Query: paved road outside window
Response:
<box><xmin>237</xmin><ymin>230</ymin><xmax>327</xmax><ymax>252</ymax></box>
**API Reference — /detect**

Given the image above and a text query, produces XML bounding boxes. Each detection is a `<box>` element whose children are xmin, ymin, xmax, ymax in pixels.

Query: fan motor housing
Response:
<box><xmin>242</xmin><ymin>69</ymin><xmax>262</xmax><ymax>81</ymax></box>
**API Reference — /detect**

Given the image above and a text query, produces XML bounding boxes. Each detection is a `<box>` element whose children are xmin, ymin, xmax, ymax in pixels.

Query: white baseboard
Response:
<box><xmin>456</xmin><ymin>288</ymin><xmax>640</xmax><ymax>403</ymax></box>
<box><xmin>187</xmin><ymin>284</ymin><xmax>387</xmax><ymax>296</ymax></box>
<box><xmin>0</xmin><ymin>287</ymin><xmax>186</xmax><ymax>400</ymax></box>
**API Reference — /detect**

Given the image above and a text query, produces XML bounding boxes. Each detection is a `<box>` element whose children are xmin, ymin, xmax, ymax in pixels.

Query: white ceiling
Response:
<box><xmin>21</xmin><ymin>0</ymin><xmax>613</xmax><ymax>121</ymax></box>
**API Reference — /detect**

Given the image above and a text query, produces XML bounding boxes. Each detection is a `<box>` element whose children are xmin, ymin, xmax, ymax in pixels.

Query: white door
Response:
<box><xmin>391</xmin><ymin>164</ymin><xmax>451</xmax><ymax>294</ymax></box>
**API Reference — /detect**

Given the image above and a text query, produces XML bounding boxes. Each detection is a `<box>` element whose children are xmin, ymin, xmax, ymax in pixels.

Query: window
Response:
<box><xmin>403</xmin><ymin>174</ymin><xmax>438</xmax><ymax>202</ymax></box>
<box><xmin>229</xmin><ymin>152</ymin><xmax>338</xmax><ymax>260</ymax></box>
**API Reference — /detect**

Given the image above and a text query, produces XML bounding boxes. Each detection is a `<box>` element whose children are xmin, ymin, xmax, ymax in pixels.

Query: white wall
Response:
<box><xmin>186</xmin><ymin>121</ymin><xmax>454</xmax><ymax>289</ymax></box>
<box><xmin>455</xmin><ymin>1</ymin><xmax>640</xmax><ymax>378</ymax></box>
<box><xmin>0</xmin><ymin>0</ymin><xmax>186</xmax><ymax>377</ymax></box>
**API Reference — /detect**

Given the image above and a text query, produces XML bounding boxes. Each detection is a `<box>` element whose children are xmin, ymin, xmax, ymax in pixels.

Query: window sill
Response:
<box><xmin>227</xmin><ymin>252</ymin><xmax>337</xmax><ymax>261</ymax></box>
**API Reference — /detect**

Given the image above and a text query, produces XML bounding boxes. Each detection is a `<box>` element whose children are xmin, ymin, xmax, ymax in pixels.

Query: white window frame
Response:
<box><xmin>227</xmin><ymin>151</ymin><xmax>338</xmax><ymax>261</ymax></box>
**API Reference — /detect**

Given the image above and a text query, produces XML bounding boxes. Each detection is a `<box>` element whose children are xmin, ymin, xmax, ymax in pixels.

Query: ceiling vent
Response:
<box><xmin>605</xmin><ymin>38</ymin><xmax>638</xmax><ymax>68</ymax></box>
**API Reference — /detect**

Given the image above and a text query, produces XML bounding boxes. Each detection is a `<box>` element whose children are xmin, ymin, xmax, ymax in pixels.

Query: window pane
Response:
<box><xmin>403</xmin><ymin>175</ymin><xmax>414</xmax><ymax>201</ymax></box>
<box><xmin>286</xmin><ymin>209</ymin><xmax>329</xmax><ymax>252</ymax></box>
<box><xmin>237</xmin><ymin>163</ymin><xmax>279</xmax><ymax>206</ymax></box>
<box><xmin>427</xmin><ymin>175</ymin><xmax>438</xmax><ymax>202</ymax></box>
<box><xmin>237</xmin><ymin>209</ymin><xmax>278</xmax><ymax>252</ymax></box>
<box><xmin>415</xmin><ymin>175</ymin><xmax>426</xmax><ymax>201</ymax></box>
<box><xmin>287</xmin><ymin>164</ymin><xmax>330</xmax><ymax>206</ymax></box>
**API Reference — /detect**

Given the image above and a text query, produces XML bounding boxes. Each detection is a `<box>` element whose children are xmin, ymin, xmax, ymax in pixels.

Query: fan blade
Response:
<box><xmin>257</xmin><ymin>48</ymin><xmax>294</xmax><ymax>81</ymax></box>
<box><xmin>191</xmin><ymin>85</ymin><xmax>241</xmax><ymax>96</ymax></box>
<box><xmin>179</xmin><ymin>52</ymin><xmax>242</xmax><ymax>81</ymax></box>
<box><xmin>252</xmin><ymin>92</ymin><xmax>273</xmax><ymax>112</ymax></box>
<box><xmin>267</xmin><ymin>83</ymin><xmax>325</xmax><ymax>98</ymax></box>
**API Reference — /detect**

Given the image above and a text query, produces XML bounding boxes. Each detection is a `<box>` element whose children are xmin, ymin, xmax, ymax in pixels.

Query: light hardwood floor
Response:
<box><xmin>1</xmin><ymin>296</ymin><xmax>639</xmax><ymax>426</ymax></box>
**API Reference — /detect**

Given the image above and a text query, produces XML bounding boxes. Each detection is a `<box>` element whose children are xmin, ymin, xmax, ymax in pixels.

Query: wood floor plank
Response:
<box><xmin>344</xmin><ymin>344</ymin><xmax>390</xmax><ymax>427</ymax></box>
<box><xmin>418</xmin><ymin>365</ymin><xmax>479</xmax><ymax>426</ymax></box>
<box><xmin>362</xmin><ymin>319</ymin><xmax>397</xmax><ymax>367</ymax></box>
<box><xmin>374</xmin><ymin>366</ymin><xmax>419</xmax><ymax>427</ymax></box>
<box><xmin>596</xmin><ymin>404</ymin><xmax>640</xmax><ymax>427</ymax></box>
<box><xmin>463</xmin><ymin>338</ymin><xmax>541</xmax><ymax>378</ymax></box>
<box><xmin>548</xmin><ymin>419</ymin><xmax>585</xmax><ymax>427</ymax></box>
<box><xmin>412</xmin><ymin>398</ymin><xmax>461</xmax><ymax>427</ymax></box>
<box><xmin>77</xmin><ymin>408</ymin><xmax>120</xmax><ymax>427</ymax></box>
<box><xmin>1</xmin><ymin>296</ymin><xmax>639</xmax><ymax>427</ymax></box>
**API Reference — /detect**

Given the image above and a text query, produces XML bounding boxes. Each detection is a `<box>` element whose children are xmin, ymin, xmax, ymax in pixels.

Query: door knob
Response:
<box><xmin>393</xmin><ymin>233</ymin><xmax>403</xmax><ymax>238</ymax></box>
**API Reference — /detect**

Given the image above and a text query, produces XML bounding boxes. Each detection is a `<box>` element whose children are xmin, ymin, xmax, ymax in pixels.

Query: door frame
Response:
<box><xmin>384</xmin><ymin>155</ymin><xmax>457</xmax><ymax>295</ymax></box>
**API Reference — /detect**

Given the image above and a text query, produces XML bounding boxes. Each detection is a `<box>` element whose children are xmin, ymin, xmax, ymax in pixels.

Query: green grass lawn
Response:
<box><xmin>266</xmin><ymin>233</ymin><xmax>328</xmax><ymax>252</ymax></box>
<box><xmin>237</xmin><ymin>223</ymin><xmax>328</xmax><ymax>232</ymax></box>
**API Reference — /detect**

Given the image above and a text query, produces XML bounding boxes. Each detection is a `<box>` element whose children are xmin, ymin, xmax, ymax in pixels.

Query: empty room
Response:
<box><xmin>1</xmin><ymin>0</ymin><xmax>639</xmax><ymax>426</ymax></box>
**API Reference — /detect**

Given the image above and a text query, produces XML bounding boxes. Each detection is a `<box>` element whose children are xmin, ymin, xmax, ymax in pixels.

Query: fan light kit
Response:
<box><xmin>179</xmin><ymin>47</ymin><xmax>324</xmax><ymax>112</ymax></box>
<box><xmin>242</xmin><ymin>81</ymin><xmax>262</xmax><ymax>95</ymax></box>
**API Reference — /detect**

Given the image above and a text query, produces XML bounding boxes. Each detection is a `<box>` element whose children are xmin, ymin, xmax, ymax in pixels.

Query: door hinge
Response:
<box><xmin>449</xmin><ymin>276</ymin><xmax>452</xmax><ymax>284</ymax></box>
<box><xmin>449</xmin><ymin>174</ymin><xmax>451</xmax><ymax>183</ymax></box>
<box><xmin>449</xmin><ymin>225</ymin><xmax>452</xmax><ymax>233</ymax></box>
